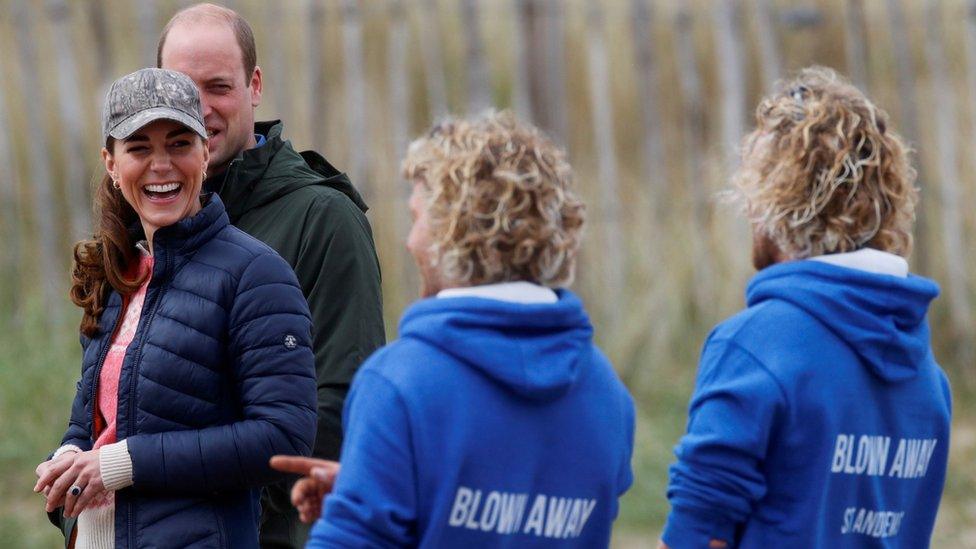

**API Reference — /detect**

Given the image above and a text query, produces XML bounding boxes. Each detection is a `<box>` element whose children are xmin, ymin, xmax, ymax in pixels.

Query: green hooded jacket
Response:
<box><xmin>207</xmin><ymin>121</ymin><xmax>386</xmax><ymax>460</ymax></box>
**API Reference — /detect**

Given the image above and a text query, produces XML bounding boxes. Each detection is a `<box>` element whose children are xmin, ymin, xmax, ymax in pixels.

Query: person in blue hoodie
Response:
<box><xmin>276</xmin><ymin>111</ymin><xmax>635</xmax><ymax>548</ymax></box>
<box><xmin>660</xmin><ymin>67</ymin><xmax>951</xmax><ymax>549</ymax></box>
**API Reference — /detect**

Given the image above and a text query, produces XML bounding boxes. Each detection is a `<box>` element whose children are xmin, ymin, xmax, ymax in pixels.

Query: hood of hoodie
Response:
<box><xmin>208</xmin><ymin>120</ymin><xmax>368</xmax><ymax>223</ymax></box>
<box><xmin>746</xmin><ymin>259</ymin><xmax>939</xmax><ymax>383</ymax></box>
<box><xmin>398</xmin><ymin>289</ymin><xmax>594</xmax><ymax>401</ymax></box>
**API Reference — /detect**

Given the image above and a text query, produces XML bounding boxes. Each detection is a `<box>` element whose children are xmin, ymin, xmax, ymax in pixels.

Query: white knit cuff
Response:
<box><xmin>99</xmin><ymin>440</ymin><xmax>134</xmax><ymax>491</ymax></box>
<box><xmin>52</xmin><ymin>444</ymin><xmax>83</xmax><ymax>461</ymax></box>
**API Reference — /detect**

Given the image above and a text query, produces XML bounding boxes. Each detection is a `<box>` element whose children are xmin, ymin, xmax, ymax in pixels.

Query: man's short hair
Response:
<box><xmin>156</xmin><ymin>2</ymin><xmax>257</xmax><ymax>84</ymax></box>
<box><xmin>732</xmin><ymin>66</ymin><xmax>918</xmax><ymax>258</ymax></box>
<box><xmin>402</xmin><ymin>111</ymin><xmax>586</xmax><ymax>288</ymax></box>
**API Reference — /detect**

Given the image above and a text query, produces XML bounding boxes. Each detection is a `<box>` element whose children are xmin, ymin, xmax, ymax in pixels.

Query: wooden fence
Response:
<box><xmin>1</xmin><ymin>0</ymin><xmax>975</xmax><ymax>384</ymax></box>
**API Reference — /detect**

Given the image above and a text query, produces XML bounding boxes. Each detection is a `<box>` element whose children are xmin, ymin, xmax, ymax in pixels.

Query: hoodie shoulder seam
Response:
<box><xmin>707</xmin><ymin>336</ymin><xmax>793</xmax><ymax>419</ymax></box>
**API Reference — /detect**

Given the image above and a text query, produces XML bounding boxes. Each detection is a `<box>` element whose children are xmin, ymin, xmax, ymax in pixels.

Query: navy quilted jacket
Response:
<box><xmin>58</xmin><ymin>195</ymin><xmax>317</xmax><ymax>548</ymax></box>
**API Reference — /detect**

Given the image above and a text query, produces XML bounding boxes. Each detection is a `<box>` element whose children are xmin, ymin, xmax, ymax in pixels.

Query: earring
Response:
<box><xmin>202</xmin><ymin>170</ymin><xmax>207</xmax><ymax>181</ymax></box>
<box><xmin>112</xmin><ymin>177</ymin><xmax>120</xmax><ymax>190</ymax></box>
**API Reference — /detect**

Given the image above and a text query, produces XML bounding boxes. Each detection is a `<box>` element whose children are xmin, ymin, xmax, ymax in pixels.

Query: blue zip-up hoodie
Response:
<box><xmin>663</xmin><ymin>258</ymin><xmax>951</xmax><ymax>548</ymax></box>
<box><xmin>308</xmin><ymin>290</ymin><xmax>635</xmax><ymax>548</ymax></box>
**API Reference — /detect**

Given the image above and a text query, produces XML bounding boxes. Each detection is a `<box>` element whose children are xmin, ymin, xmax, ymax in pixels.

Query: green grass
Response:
<box><xmin>0</xmin><ymin>301</ymin><xmax>80</xmax><ymax>548</ymax></box>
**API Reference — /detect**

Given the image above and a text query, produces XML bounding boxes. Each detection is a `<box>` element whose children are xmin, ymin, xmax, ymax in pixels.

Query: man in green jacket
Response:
<box><xmin>157</xmin><ymin>4</ymin><xmax>385</xmax><ymax>547</ymax></box>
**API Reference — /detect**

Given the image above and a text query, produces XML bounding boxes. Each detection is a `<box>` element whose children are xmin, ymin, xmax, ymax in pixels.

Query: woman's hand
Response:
<box><xmin>270</xmin><ymin>455</ymin><xmax>340</xmax><ymax>524</ymax></box>
<box><xmin>41</xmin><ymin>449</ymin><xmax>108</xmax><ymax>518</ymax></box>
<box><xmin>35</xmin><ymin>451</ymin><xmax>79</xmax><ymax>499</ymax></box>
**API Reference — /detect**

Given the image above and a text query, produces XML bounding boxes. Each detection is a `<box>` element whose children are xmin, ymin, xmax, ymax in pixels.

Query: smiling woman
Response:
<box><xmin>33</xmin><ymin>68</ymin><xmax>317</xmax><ymax>549</ymax></box>
<box><xmin>103</xmin><ymin>120</ymin><xmax>209</xmax><ymax>247</ymax></box>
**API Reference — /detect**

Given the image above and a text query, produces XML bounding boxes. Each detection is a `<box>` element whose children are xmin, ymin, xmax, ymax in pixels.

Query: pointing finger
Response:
<box><xmin>270</xmin><ymin>455</ymin><xmax>325</xmax><ymax>476</ymax></box>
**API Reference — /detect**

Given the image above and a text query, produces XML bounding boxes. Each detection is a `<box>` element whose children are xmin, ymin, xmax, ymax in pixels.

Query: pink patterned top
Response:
<box><xmin>88</xmin><ymin>249</ymin><xmax>153</xmax><ymax>510</ymax></box>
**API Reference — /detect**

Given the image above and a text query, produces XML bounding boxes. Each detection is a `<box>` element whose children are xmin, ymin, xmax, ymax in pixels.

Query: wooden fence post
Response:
<box><xmin>621</xmin><ymin>0</ymin><xmax>667</xmax><ymax>383</ymax></box>
<box><xmin>963</xmin><ymin>1</ymin><xmax>976</xmax><ymax>167</ymax></box>
<box><xmin>584</xmin><ymin>2</ymin><xmax>624</xmax><ymax>317</ymax></box>
<box><xmin>712</xmin><ymin>0</ymin><xmax>746</xmax><ymax>167</ymax></box>
<box><xmin>711</xmin><ymin>0</ymin><xmax>750</xmax><ymax>283</ymax></box>
<box><xmin>510</xmin><ymin>0</ymin><xmax>532</xmax><ymax>119</ymax></box>
<box><xmin>510</xmin><ymin>0</ymin><xmax>568</xmax><ymax>142</ymax></box>
<box><xmin>543</xmin><ymin>0</ymin><xmax>568</xmax><ymax>145</ymax></box>
<box><xmin>517</xmin><ymin>0</ymin><xmax>552</xmax><ymax>131</ymax></box>
<box><xmin>885</xmin><ymin>0</ymin><xmax>930</xmax><ymax>275</ymax></box>
<box><xmin>388</xmin><ymin>0</ymin><xmax>418</xmax><ymax>302</ymax></box>
<box><xmin>136</xmin><ymin>0</ymin><xmax>158</xmax><ymax>67</ymax></box>
<box><xmin>306</xmin><ymin>0</ymin><xmax>328</xmax><ymax>151</ymax></box>
<box><xmin>754</xmin><ymin>0</ymin><xmax>783</xmax><ymax>89</ymax></box>
<box><xmin>263</xmin><ymin>3</ymin><xmax>290</xmax><ymax>127</ymax></box>
<box><xmin>923</xmin><ymin>0</ymin><xmax>975</xmax><ymax>367</ymax></box>
<box><xmin>86</xmin><ymin>0</ymin><xmax>114</xmax><ymax>120</ymax></box>
<box><xmin>388</xmin><ymin>0</ymin><xmax>411</xmax><ymax>166</ymax></box>
<box><xmin>0</xmin><ymin>44</ymin><xmax>23</xmax><ymax>321</ymax></box>
<box><xmin>341</xmin><ymin>0</ymin><xmax>369</xmax><ymax>199</ymax></box>
<box><xmin>46</xmin><ymin>0</ymin><xmax>92</xmax><ymax>241</ymax></box>
<box><xmin>420</xmin><ymin>0</ymin><xmax>449</xmax><ymax>120</ymax></box>
<box><xmin>13</xmin><ymin>0</ymin><xmax>63</xmax><ymax>319</ymax></box>
<box><xmin>674</xmin><ymin>7</ymin><xmax>716</xmax><ymax>316</ymax></box>
<box><xmin>461</xmin><ymin>0</ymin><xmax>492</xmax><ymax>114</ymax></box>
<box><xmin>630</xmin><ymin>0</ymin><xmax>664</xmax><ymax>211</ymax></box>
<box><xmin>86</xmin><ymin>0</ymin><xmax>113</xmax><ymax>87</ymax></box>
<box><xmin>842</xmin><ymin>0</ymin><xmax>870</xmax><ymax>91</ymax></box>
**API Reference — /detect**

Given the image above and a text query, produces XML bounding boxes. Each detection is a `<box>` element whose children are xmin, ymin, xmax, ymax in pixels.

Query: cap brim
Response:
<box><xmin>108</xmin><ymin>106</ymin><xmax>207</xmax><ymax>142</ymax></box>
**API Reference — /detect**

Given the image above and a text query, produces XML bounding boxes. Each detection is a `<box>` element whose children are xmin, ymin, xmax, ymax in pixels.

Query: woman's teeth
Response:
<box><xmin>143</xmin><ymin>182</ymin><xmax>182</xmax><ymax>200</ymax></box>
<box><xmin>145</xmin><ymin>182</ymin><xmax>181</xmax><ymax>193</ymax></box>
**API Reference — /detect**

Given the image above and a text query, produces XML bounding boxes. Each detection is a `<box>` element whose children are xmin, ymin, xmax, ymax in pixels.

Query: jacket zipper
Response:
<box><xmin>125</xmin><ymin>251</ymin><xmax>171</xmax><ymax>548</ymax></box>
<box><xmin>88</xmin><ymin>304</ymin><xmax>122</xmax><ymax>441</ymax></box>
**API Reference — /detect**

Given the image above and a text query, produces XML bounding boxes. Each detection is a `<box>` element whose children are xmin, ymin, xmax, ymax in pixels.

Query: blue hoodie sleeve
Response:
<box><xmin>308</xmin><ymin>367</ymin><xmax>418</xmax><ymax>548</ymax></box>
<box><xmin>662</xmin><ymin>338</ymin><xmax>788</xmax><ymax>548</ymax></box>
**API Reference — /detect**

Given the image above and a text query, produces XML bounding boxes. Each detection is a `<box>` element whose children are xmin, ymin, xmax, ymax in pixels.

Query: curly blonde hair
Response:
<box><xmin>402</xmin><ymin>111</ymin><xmax>586</xmax><ymax>288</ymax></box>
<box><xmin>731</xmin><ymin>66</ymin><xmax>918</xmax><ymax>259</ymax></box>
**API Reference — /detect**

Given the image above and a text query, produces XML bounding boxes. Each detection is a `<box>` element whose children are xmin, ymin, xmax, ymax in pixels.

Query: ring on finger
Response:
<box><xmin>69</xmin><ymin>485</ymin><xmax>84</xmax><ymax>497</ymax></box>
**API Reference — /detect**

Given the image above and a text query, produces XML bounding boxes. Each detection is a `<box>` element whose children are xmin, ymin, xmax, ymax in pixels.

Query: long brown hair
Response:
<box><xmin>70</xmin><ymin>169</ymin><xmax>147</xmax><ymax>336</ymax></box>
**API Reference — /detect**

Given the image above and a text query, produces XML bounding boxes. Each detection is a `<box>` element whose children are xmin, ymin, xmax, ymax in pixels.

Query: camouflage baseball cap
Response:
<box><xmin>101</xmin><ymin>68</ymin><xmax>207</xmax><ymax>145</ymax></box>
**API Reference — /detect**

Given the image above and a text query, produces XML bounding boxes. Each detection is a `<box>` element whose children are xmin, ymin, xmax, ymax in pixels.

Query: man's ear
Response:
<box><xmin>249</xmin><ymin>66</ymin><xmax>263</xmax><ymax>108</ymax></box>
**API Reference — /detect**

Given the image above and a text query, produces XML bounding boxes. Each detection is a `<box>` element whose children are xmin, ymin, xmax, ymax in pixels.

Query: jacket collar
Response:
<box><xmin>205</xmin><ymin>120</ymin><xmax>369</xmax><ymax>222</ymax></box>
<box><xmin>101</xmin><ymin>195</ymin><xmax>226</xmax><ymax>332</ymax></box>
<box><xmin>145</xmin><ymin>193</ymin><xmax>228</xmax><ymax>265</ymax></box>
<box><xmin>206</xmin><ymin>120</ymin><xmax>285</xmax><ymax>221</ymax></box>
<box><xmin>243</xmin><ymin>120</ymin><xmax>285</xmax><ymax>177</ymax></box>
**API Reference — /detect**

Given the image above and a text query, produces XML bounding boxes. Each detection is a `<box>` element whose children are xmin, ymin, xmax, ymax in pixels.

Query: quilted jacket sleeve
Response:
<box><xmin>125</xmin><ymin>251</ymin><xmax>318</xmax><ymax>493</ymax></box>
<box><xmin>59</xmin><ymin>378</ymin><xmax>94</xmax><ymax>453</ymax></box>
<box><xmin>58</xmin><ymin>336</ymin><xmax>97</xmax><ymax>452</ymax></box>
<box><xmin>48</xmin><ymin>342</ymin><xmax>96</xmax><ymax>532</ymax></box>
